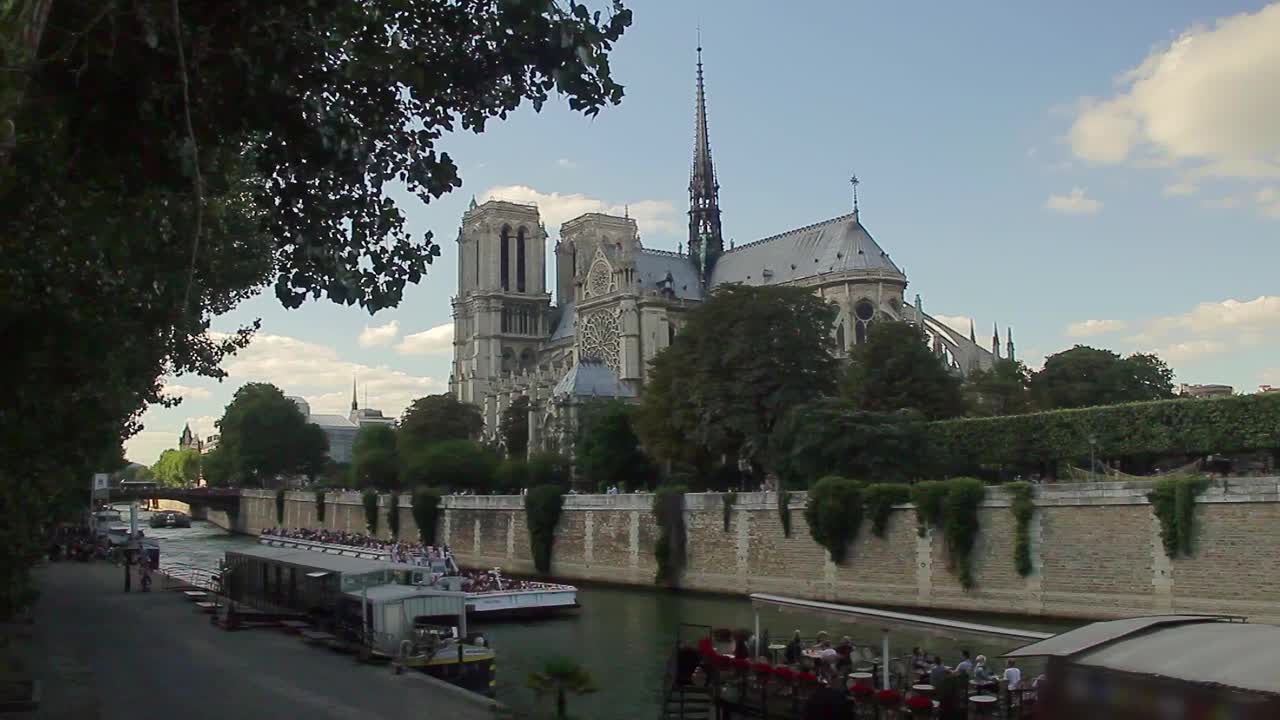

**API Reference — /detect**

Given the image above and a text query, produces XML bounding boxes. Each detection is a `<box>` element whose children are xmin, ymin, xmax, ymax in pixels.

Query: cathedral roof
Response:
<box><xmin>635</xmin><ymin>249</ymin><xmax>704</xmax><ymax>300</ymax></box>
<box><xmin>708</xmin><ymin>213</ymin><xmax>904</xmax><ymax>288</ymax></box>
<box><xmin>551</xmin><ymin>360</ymin><xmax>637</xmax><ymax>399</ymax></box>
<box><xmin>308</xmin><ymin>414</ymin><xmax>357</xmax><ymax>429</ymax></box>
<box><xmin>550</xmin><ymin>301</ymin><xmax>576</xmax><ymax>341</ymax></box>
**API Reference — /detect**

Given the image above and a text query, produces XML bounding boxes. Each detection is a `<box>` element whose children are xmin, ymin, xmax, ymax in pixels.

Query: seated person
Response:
<box><xmin>972</xmin><ymin>655</ymin><xmax>995</xmax><ymax>689</ymax></box>
<box><xmin>928</xmin><ymin>657</ymin><xmax>947</xmax><ymax>688</ymax></box>
<box><xmin>954</xmin><ymin>649</ymin><xmax>974</xmax><ymax>676</ymax></box>
<box><xmin>784</xmin><ymin>630</ymin><xmax>803</xmax><ymax>665</ymax></box>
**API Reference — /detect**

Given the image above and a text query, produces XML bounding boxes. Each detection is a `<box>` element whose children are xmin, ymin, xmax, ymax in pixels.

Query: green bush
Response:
<box><xmin>314</xmin><ymin>490</ymin><xmax>326</xmax><ymax>523</ymax></box>
<box><xmin>777</xmin><ymin>489</ymin><xmax>792</xmax><ymax>538</ymax></box>
<box><xmin>275</xmin><ymin>488</ymin><xmax>286</xmax><ymax>526</ymax></box>
<box><xmin>1148</xmin><ymin>475</ymin><xmax>1210</xmax><ymax>558</ymax></box>
<box><xmin>865</xmin><ymin>483</ymin><xmax>911</xmax><ymax>538</ymax></box>
<box><xmin>362</xmin><ymin>488</ymin><xmax>379</xmax><ymax>535</ymax></box>
<box><xmin>804</xmin><ymin>476</ymin><xmax>864</xmax><ymax>564</ymax></box>
<box><xmin>653</xmin><ymin>485</ymin><xmax>687</xmax><ymax>585</ymax></box>
<box><xmin>1007</xmin><ymin>482</ymin><xmax>1034</xmax><ymax>576</ymax></box>
<box><xmin>525</xmin><ymin>484</ymin><xmax>565</xmax><ymax>574</ymax></box>
<box><xmin>721</xmin><ymin>492</ymin><xmax>737</xmax><ymax>533</ymax></box>
<box><xmin>411</xmin><ymin>487</ymin><xmax>443</xmax><ymax>545</ymax></box>
<box><xmin>942</xmin><ymin>478</ymin><xmax>986</xmax><ymax>589</ymax></box>
<box><xmin>909</xmin><ymin>481</ymin><xmax>948</xmax><ymax>538</ymax></box>
<box><xmin>387</xmin><ymin>492</ymin><xmax>401</xmax><ymax>538</ymax></box>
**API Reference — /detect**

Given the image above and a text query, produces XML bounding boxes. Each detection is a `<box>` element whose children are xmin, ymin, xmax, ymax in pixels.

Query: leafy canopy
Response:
<box><xmin>964</xmin><ymin>359</ymin><xmax>1033</xmax><ymax>417</ymax></box>
<box><xmin>843</xmin><ymin>321</ymin><xmax>964</xmax><ymax>420</ymax></box>
<box><xmin>575</xmin><ymin>399</ymin><xmax>654</xmax><ymax>489</ymax></box>
<box><xmin>500</xmin><ymin>396</ymin><xmax>531</xmax><ymax>459</ymax></box>
<box><xmin>1030</xmin><ymin>345</ymin><xmax>1174</xmax><ymax>409</ymax></box>
<box><xmin>398</xmin><ymin>394</ymin><xmax>485</xmax><ymax>452</ymax></box>
<box><xmin>214</xmin><ymin>383</ymin><xmax>328</xmax><ymax>486</ymax></box>
<box><xmin>352</xmin><ymin>424</ymin><xmax>400</xmax><ymax>490</ymax></box>
<box><xmin>400</xmin><ymin>439</ymin><xmax>499</xmax><ymax>491</ymax></box>
<box><xmin>770</xmin><ymin>398</ymin><xmax>930</xmax><ymax>488</ymax></box>
<box><xmin>151</xmin><ymin>448</ymin><xmax>202</xmax><ymax>487</ymax></box>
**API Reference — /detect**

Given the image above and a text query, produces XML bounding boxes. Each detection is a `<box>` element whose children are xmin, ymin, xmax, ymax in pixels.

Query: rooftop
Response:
<box><xmin>710</xmin><ymin>213</ymin><xmax>904</xmax><ymax>288</ymax></box>
<box><xmin>227</xmin><ymin>545</ymin><xmax>419</xmax><ymax>575</ymax></box>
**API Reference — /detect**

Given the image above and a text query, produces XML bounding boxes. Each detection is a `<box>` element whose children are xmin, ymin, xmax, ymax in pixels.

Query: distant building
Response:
<box><xmin>1178</xmin><ymin>383</ymin><xmax>1234</xmax><ymax>398</ymax></box>
<box><xmin>285</xmin><ymin>381</ymin><xmax>395</xmax><ymax>465</ymax></box>
<box><xmin>1260</xmin><ymin>385</ymin><xmax>1279</xmax><ymax>395</ymax></box>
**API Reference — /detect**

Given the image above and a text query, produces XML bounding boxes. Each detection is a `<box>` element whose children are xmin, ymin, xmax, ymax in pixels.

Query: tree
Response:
<box><xmin>398</xmin><ymin>394</ymin><xmax>485</xmax><ymax>454</ymax></box>
<box><xmin>493</xmin><ymin>459</ymin><xmax>529</xmax><ymax>494</ymax></box>
<box><xmin>500</xmin><ymin>396</ymin><xmax>530</xmax><ymax>459</ymax></box>
<box><xmin>965</xmin><ymin>359</ymin><xmax>1033</xmax><ymax>417</ymax></box>
<box><xmin>635</xmin><ymin>285</ymin><xmax>839</xmax><ymax>479</ymax></box>
<box><xmin>575</xmin><ymin>399</ymin><xmax>653</xmax><ymax>489</ymax></box>
<box><xmin>400</xmin><ymin>440</ymin><xmax>499</xmax><ymax>492</ymax></box>
<box><xmin>151</xmin><ymin>448</ymin><xmax>202</xmax><ymax>487</ymax></box>
<box><xmin>770</xmin><ymin>398</ymin><xmax>930</xmax><ymax>488</ymax></box>
<box><xmin>1109</xmin><ymin>352</ymin><xmax>1176</xmax><ymax>403</ymax></box>
<box><xmin>1030</xmin><ymin>346</ymin><xmax>1176</xmax><ymax>409</ymax></box>
<box><xmin>215</xmin><ymin>383</ymin><xmax>328</xmax><ymax>487</ymax></box>
<box><xmin>201</xmin><ymin>447</ymin><xmax>233</xmax><ymax>488</ymax></box>
<box><xmin>527</xmin><ymin>452</ymin><xmax>573</xmax><ymax>491</ymax></box>
<box><xmin>352</xmin><ymin>425</ymin><xmax>400</xmax><ymax>490</ymax></box>
<box><xmin>843</xmin><ymin>321</ymin><xmax>965</xmax><ymax>420</ymax></box>
<box><xmin>527</xmin><ymin>657</ymin><xmax>597</xmax><ymax>720</ymax></box>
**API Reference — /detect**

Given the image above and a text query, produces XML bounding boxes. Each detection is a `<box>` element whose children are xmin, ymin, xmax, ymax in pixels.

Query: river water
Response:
<box><xmin>139</xmin><ymin>511</ymin><xmax>1077</xmax><ymax>720</ymax></box>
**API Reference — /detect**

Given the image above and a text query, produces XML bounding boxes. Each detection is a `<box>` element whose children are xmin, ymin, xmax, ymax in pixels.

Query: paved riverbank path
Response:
<box><xmin>26</xmin><ymin>562</ymin><xmax>499</xmax><ymax>720</ymax></box>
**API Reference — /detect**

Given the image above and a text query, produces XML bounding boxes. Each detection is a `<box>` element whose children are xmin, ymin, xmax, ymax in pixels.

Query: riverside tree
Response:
<box><xmin>575</xmin><ymin>398</ymin><xmax>653</xmax><ymax>490</ymax></box>
<box><xmin>500</xmin><ymin>396</ymin><xmax>531</xmax><ymax>459</ymax></box>
<box><xmin>151</xmin><ymin>448</ymin><xmax>202</xmax><ymax>487</ymax></box>
<box><xmin>398</xmin><ymin>394</ymin><xmax>486</xmax><ymax>451</ymax></box>
<box><xmin>352</xmin><ymin>424</ymin><xmax>400</xmax><ymax>490</ymax></box>
<box><xmin>843</xmin><ymin>321</ymin><xmax>965</xmax><ymax>420</ymax></box>
<box><xmin>214</xmin><ymin>383</ymin><xmax>329</xmax><ymax>487</ymax></box>
<box><xmin>1030</xmin><ymin>346</ymin><xmax>1175</xmax><ymax>409</ymax></box>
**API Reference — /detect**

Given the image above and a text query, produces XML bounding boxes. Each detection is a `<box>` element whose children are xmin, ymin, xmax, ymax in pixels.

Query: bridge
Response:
<box><xmin>107</xmin><ymin>486</ymin><xmax>243</xmax><ymax>513</ymax></box>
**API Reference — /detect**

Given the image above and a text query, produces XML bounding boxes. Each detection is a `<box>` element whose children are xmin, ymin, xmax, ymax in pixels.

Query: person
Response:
<box><xmin>1003</xmin><ymin>660</ymin><xmax>1022</xmax><ymax>691</ymax></box>
<box><xmin>784</xmin><ymin>630</ymin><xmax>803</xmax><ymax>665</ymax></box>
<box><xmin>972</xmin><ymin>655</ymin><xmax>995</xmax><ymax>690</ymax></box>
<box><xmin>954</xmin><ymin>649</ymin><xmax>973</xmax><ymax>676</ymax></box>
<box><xmin>911</xmin><ymin>647</ymin><xmax>928</xmax><ymax>671</ymax></box>
<box><xmin>733</xmin><ymin>637</ymin><xmax>750</xmax><ymax>660</ymax></box>
<box><xmin>928</xmin><ymin>656</ymin><xmax>946</xmax><ymax>687</ymax></box>
<box><xmin>818</xmin><ymin>641</ymin><xmax>838</xmax><ymax>665</ymax></box>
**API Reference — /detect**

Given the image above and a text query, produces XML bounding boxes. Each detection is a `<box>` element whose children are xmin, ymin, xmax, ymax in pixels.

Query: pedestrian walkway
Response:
<box><xmin>21</xmin><ymin>562</ymin><xmax>498</xmax><ymax>720</ymax></box>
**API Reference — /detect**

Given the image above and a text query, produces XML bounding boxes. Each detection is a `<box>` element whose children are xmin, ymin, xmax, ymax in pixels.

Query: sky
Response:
<box><xmin>126</xmin><ymin>0</ymin><xmax>1280</xmax><ymax>465</ymax></box>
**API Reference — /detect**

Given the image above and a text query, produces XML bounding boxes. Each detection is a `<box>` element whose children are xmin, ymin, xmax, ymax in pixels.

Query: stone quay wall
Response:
<box><xmin>218</xmin><ymin>477</ymin><xmax>1280</xmax><ymax>623</ymax></box>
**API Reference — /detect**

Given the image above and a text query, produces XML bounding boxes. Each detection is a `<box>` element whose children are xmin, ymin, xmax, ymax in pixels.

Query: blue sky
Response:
<box><xmin>127</xmin><ymin>1</ymin><xmax>1280</xmax><ymax>464</ymax></box>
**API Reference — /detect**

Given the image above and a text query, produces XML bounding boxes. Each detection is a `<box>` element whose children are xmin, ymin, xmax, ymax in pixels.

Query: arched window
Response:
<box><xmin>501</xmin><ymin>348</ymin><xmax>514</xmax><ymax>375</ymax></box>
<box><xmin>520</xmin><ymin>348</ymin><xmax>535</xmax><ymax>372</ymax></box>
<box><xmin>835</xmin><ymin>323</ymin><xmax>845</xmax><ymax>351</ymax></box>
<box><xmin>668</xmin><ymin>323</ymin><xmax>676</xmax><ymax>346</ymax></box>
<box><xmin>500</xmin><ymin>225</ymin><xmax>511</xmax><ymax>291</ymax></box>
<box><xmin>854</xmin><ymin>299</ymin><xmax>875</xmax><ymax>345</ymax></box>
<box><xmin>516</xmin><ymin>227</ymin><xmax>527</xmax><ymax>293</ymax></box>
<box><xmin>474</xmin><ymin>238</ymin><xmax>480</xmax><ymax>288</ymax></box>
<box><xmin>855</xmin><ymin>322</ymin><xmax>867</xmax><ymax>345</ymax></box>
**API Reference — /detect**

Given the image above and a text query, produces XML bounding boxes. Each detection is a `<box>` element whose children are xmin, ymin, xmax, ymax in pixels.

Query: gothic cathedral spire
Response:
<box><xmin>688</xmin><ymin>43</ymin><xmax>723</xmax><ymax>281</ymax></box>
<box><xmin>350</xmin><ymin>377</ymin><xmax>358</xmax><ymax>412</ymax></box>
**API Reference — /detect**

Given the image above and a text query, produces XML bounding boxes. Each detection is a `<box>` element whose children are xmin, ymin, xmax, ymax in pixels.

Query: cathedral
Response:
<box><xmin>449</xmin><ymin>48</ymin><xmax>1008</xmax><ymax>456</ymax></box>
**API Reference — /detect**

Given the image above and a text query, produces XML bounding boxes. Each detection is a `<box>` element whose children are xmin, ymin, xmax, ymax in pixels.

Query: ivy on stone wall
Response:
<box><xmin>387</xmin><ymin>492</ymin><xmax>401</xmax><ymax>538</ymax></box>
<box><xmin>653</xmin><ymin>485</ymin><xmax>688</xmax><ymax>585</ymax></box>
<box><xmin>865</xmin><ymin>483</ymin><xmax>911</xmax><ymax>538</ymax></box>
<box><xmin>1007</xmin><ymin>481</ymin><xmax>1034</xmax><ymax>577</ymax></box>
<box><xmin>412</xmin><ymin>487</ymin><xmax>443</xmax><ymax>545</ymax></box>
<box><xmin>314</xmin><ymin>490</ymin><xmax>326</xmax><ymax>523</ymax></box>
<box><xmin>804</xmin><ymin>476</ymin><xmax>864</xmax><ymax>564</ymax></box>
<box><xmin>910</xmin><ymin>478</ymin><xmax>985</xmax><ymax>589</ymax></box>
<box><xmin>362</xmin><ymin>488</ymin><xmax>379</xmax><ymax>535</ymax></box>
<box><xmin>909</xmin><ymin>481</ymin><xmax>948</xmax><ymax>538</ymax></box>
<box><xmin>1148</xmin><ymin>475</ymin><xmax>1211</xmax><ymax>558</ymax></box>
<box><xmin>777</xmin><ymin>489</ymin><xmax>792</xmax><ymax>538</ymax></box>
<box><xmin>525</xmin><ymin>484</ymin><xmax>565</xmax><ymax>575</ymax></box>
<box><xmin>722</xmin><ymin>492</ymin><xmax>737</xmax><ymax>533</ymax></box>
<box><xmin>275</xmin><ymin>489</ymin><xmax>286</xmax><ymax>526</ymax></box>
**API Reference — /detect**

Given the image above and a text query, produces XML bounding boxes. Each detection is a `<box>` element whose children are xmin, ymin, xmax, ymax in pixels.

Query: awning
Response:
<box><xmin>749</xmin><ymin>593</ymin><xmax>1053</xmax><ymax>642</ymax></box>
<box><xmin>305</xmin><ymin>571</ymin><xmax>331</xmax><ymax>579</ymax></box>
<box><xmin>1004</xmin><ymin>615</ymin><xmax>1231</xmax><ymax>658</ymax></box>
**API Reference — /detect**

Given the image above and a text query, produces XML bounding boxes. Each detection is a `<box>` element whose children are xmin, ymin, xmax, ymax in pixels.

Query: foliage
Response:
<box><xmin>398</xmin><ymin>395</ymin><xmax>485</xmax><ymax>453</ymax></box>
<box><xmin>804</xmin><ymin>477</ymin><xmax>865</xmax><ymax>564</ymax></box>
<box><xmin>314</xmin><ymin>490</ymin><xmax>327</xmax><ymax>524</ymax></box>
<box><xmin>778</xmin><ymin>489</ymin><xmax>793</xmax><ymax>538</ymax></box>
<box><xmin>1147</xmin><ymin>475</ymin><xmax>1211</xmax><ymax>558</ymax></box>
<box><xmin>386</xmin><ymin>492</ymin><xmax>401</xmax><ymax>538</ymax></box>
<box><xmin>201</xmin><ymin>447</ymin><xmax>232</xmax><ymax>488</ymax></box>
<box><xmin>1007</xmin><ymin>482</ymin><xmax>1034</xmax><ymax>576</ymax></box>
<box><xmin>527</xmin><ymin>656</ymin><xmax>598</xmax><ymax>720</ymax></box>
<box><xmin>964</xmin><ymin>359</ymin><xmax>1033</xmax><ymax>417</ymax></box>
<box><xmin>527</xmin><ymin>452</ymin><xmax>573</xmax><ymax>491</ymax></box>
<box><xmin>114</xmin><ymin>463</ymin><xmax>156</xmax><ymax>484</ymax></box>
<box><xmin>941</xmin><ymin>478</ymin><xmax>986</xmax><ymax>589</ymax></box>
<box><xmin>494</xmin><ymin>459</ymin><xmax>529</xmax><ymax>494</ymax></box>
<box><xmin>400</xmin><ymin>440</ymin><xmax>499</xmax><ymax>491</ymax></box>
<box><xmin>215</xmin><ymin>383</ymin><xmax>329</xmax><ymax>487</ymax></box>
<box><xmin>320</xmin><ymin>462</ymin><xmax>352</xmax><ymax>489</ymax></box>
<box><xmin>575</xmin><ymin>398</ymin><xmax>654</xmax><ymax>489</ymax></box>
<box><xmin>770</xmin><ymin>399</ymin><xmax>930</xmax><ymax>488</ymax></box>
<box><xmin>500</xmin><ymin>396</ymin><xmax>530</xmax><ymax>459</ymax></box>
<box><xmin>352</xmin><ymin>424</ymin><xmax>400</xmax><ymax>490</ymax></box>
<box><xmin>909</xmin><ymin>481</ymin><xmax>949</xmax><ymax>538</ymax></box>
<box><xmin>275</xmin><ymin>489</ymin><xmax>286</xmax><ymax>526</ymax></box>
<box><xmin>635</xmin><ymin>284</ymin><xmax>839</xmax><ymax>480</ymax></box>
<box><xmin>151</xmin><ymin>448</ymin><xmax>202</xmax><ymax>487</ymax></box>
<box><xmin>362</xmin><ymin>488</ymin><xmax>380</xmax><ymax>535</ymax></box>
<box><xmin>928</xmin><ymin>393</ymin><xmax>1280</xmax><ymax>477</ymax></box>
<box><xmin>653</xmin><ymin>485</ymin><xmax>687</xmax><ymax>585</ymax></box>
<box><xmin>722</xmin><ymin>492</ymin><xmax>738</xmax><ymax>532</ymax></box>
<box><xmin>1030</xmin><ymin>346</ymin><xmax>1174</xmax><ymax>410</ymax></box>
<box><xmin>865</xmin><ymin>483</ymin><xmax>911</xmax><ymax>538</ymax></box>
<box><xmin>525</xmin><ymin>484</ymin><xmax>565</xmax><ymax>575</ymax></box>
<box><xmin>844</xmin><ymin>321</ymin><xmax>965</xmax><ymax>420</ymax></box>
<box><xmin>411</xmin><ymin>487</ymin><xmax>443</xmax><ymax>546</ymax></box>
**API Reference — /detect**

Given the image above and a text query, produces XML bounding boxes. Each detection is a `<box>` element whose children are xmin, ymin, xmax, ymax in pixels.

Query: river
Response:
<box><xmin>139</xmin><ymin>512</ymin><xmax>1077</xmax><ymax>720</ymax></box>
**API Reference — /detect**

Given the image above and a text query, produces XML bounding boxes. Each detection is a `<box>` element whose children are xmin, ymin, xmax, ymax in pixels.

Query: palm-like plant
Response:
<box><xmin>527</xmin><ymin>657</ymin><xmax>597</xmax><ymax>719</ymax></box>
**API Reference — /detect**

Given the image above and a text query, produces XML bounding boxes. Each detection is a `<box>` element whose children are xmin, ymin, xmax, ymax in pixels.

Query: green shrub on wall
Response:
<box><xmin>314</xmin><ymin>490</ymin><xmax>326</xmax><ymax>523</ymax></box>
<box><xmin>909</xmin><ymin>481</ymin><xmax>948</xmax><ymax>538</ymax></box>
<box><xmin>777</xmin><ymin>489</ymin><xmax>793</xmax><ymax>538</ymax></box>
<box><xmin>910</xmin><ymin>478</ymin><xmax>986</xmax><ymax>589</ymax></box>
<box><xmin>1007</xmin><ymin>482</ymin><xmax>1034</xmax><ymax>576</ymax></box>
<box><xmin>525</xmin><ymin>484</ymin><xmax>565</xmax><ymax>575</ymax></box>
<box><xmin>653</xmin><ymin>485</ymin><xmax>688</xmax><ymax>585</ymax></box>
<box><xmin>722</xmin><ymin>492</ymin><xmax>737</xmax><ymax>533</ymax></box>
<box><xmin>387</xmin><ymin>492</ymin><xmax>401</xmax><ymax>538</ymax></box>
<box><xmin>804</xmin><ymin>476</ymin><xmax>864</xmax><ymax>564</ymax></box>
<box><xmin>865</xmin><ymin>483</ymin><xmax>911</xmax><ymax>538</ymax></box>
<box><xmin>275</xmin><ymin>489</ymin><xmax>286</xmax><ymax>526</ymax></box>
<box><xmin>411</xmin><ymin>487</ymin><xmax>443</xmax><ymax>545</ymax></box>
<box><xmin>1148</xmin><ymin>475</ymin><xmax>1211</xmax><ymax>558</ymax></box>
<box><xmin>362</xmin><ymin>488</ymin><xmax>379</xmax><ymax>535</ymax></box>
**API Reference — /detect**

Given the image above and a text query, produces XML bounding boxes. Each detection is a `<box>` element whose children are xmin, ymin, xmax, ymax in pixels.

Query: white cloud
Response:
<box><xmin>556</xmin><ymin>158</ymin><xmax>578</xmax><ymax>169</ymax></box>
<box><xmin>1203</xmin><ymin>196</ymin><xmax>1242</xmax><ymax>209</ymax></box>
<box><xmin>396</xmin><ymin>323</ymin><xmax>454</xmax><ymax>356</ymax></box>
<box><xmin>1163</xmin><ymin>181</ymin><xmax>1197</xmax><ymax>196</ymax></box>
<box><xmin>358</xmin><ymin>320</ymin><xmax>400</xmax><ymax>348</ymax></box>
<box><xmin>1066</xmin><ymin>319</ymin><xmax>1128</xmax><ymax>338</ymax></box>
<box><xmin>1045</xmin><ymin>187</ymin><xmax>1102</xmax><ymax>215</ymax></box>
<box><xmin>160</xmin><ymin>380</ymin><xmax>211</xmax><ymax>401</ymax></box>
<box><xmin>1066</xmin><ymin>5</ymin><xmax>1280</xmax><ymax>180</ymax></box>
<box><xmin>1134</xmin><ymin>295</ymin><xmax>1280</xmax><ymax>343</ymax></box>
<box><xmin>124</xmin><ymin>431</ymin><xmax>178</xmax><ymax>467</ymax></box>
<box><xmin>1257</xmin><ymin>186</ymin><xmax>1280</xmax><ymax>218</ymax></box>
<box><xmin>481</xmin><ymin>185</ymin><xmax>679</xmax><ymax>236</ymax></box>
<box><xmin>932</xmin><ymin>314</ymin><xmax>974</xmax><ymax>337</ymax></box>
<box><xmin>1150</xmin><ymin>339</ymin><xmax>1231</xmax><ymax>363</ymax></box>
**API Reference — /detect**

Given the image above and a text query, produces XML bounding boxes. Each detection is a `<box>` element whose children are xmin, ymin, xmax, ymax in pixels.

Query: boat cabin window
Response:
<box><xmin>394</xmin><ymin>570</ymin><xmax>427</xmax><ymax>586</ymax></box>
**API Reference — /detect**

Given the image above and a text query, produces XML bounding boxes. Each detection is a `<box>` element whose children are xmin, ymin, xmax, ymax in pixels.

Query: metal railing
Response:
<box><xmin>159</xmin><ymin>561</ymin><xmax>222</xmax><ymax>593</ymax></box>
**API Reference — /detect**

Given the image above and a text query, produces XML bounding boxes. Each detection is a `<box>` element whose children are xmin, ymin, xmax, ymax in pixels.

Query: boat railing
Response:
<box><xmin>258</xmin><ymin>535</ymin><xmax>453</xmax><ymax>568</ymax></box>
<box><xmin>160</xmin><ymin>561</ymin><xmax>222</xmax><ymax>594</ymax></box>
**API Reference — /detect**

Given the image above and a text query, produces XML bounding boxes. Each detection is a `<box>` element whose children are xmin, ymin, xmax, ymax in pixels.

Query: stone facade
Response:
<box><xmin>218</xmin><ymin>477</ymin><xmax>1280</xmax><ymax>623</ymax></box>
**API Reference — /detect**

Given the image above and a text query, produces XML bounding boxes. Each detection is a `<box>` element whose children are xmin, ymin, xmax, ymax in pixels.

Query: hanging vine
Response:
<box><xmin>865</xmin><ymin>483</ymin><xmax>911</xmax><ymax>538</ymax></box>
<box><xmin>412</xmin><ymin>487</ymin><xmax>443</xmax><ymax>545</ymax></box>
<box><xmin>1007</xmin><ymin>482</ymin><xmax>1034</xmax><ymax>577</ymax></box>
<box><xmin>911</xmin><ymin>478</ymin><xmax>986</xmax><ymax>589</ymax></box>
<box><xmin>362</xmin><ymin>488</ymin><xmax>379</xmax><ymax>535</ymax></box>
<box><xmin>909</xmin><ymin>481</ymin><xmax>948</xmax><ymax>538</ymax></box>
<box><xmin>653</xmin><ymin>485</ymin><xmax>688</xmax><ymax>585</ymax></box>
<box><xmin>721</xmin><ymin>492</ymin><xmax>737</xmax><ymax>532</ymax></box>
<box><xmin>275</xmin><ymin>488</ymin><xmax>286</xmax><ymax>526</ymax></box>
<box><xmin>777</xmin><ymin>488</ymin><xmax>793</xmax><ymax>538</ymax></box>
<box><xmin>525</xmin><ymin>484</ymin><xmax>565</xmax><ymax>574</ymax></box>
<box><xmin>387</xmin><ymin>492</ymin><xmax>401</xmax><ymax>538</ymax></box>
<box><xmin>1148</xmin><ymin>475</ymin><xmax>1210</xmax><ymax>558</ymax></box>
<box><xmin>314</xmin><ymin>490</ymin><xmax>326</xmax><ymax>523</ymax></box>
<box><xmin>804</xmin><ymin>476</ymin><xmax>864</xmax><ymax>564</ymax></box>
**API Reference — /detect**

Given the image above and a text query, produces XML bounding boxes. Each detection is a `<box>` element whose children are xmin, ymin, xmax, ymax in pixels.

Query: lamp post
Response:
<box><xmin>1088</xmin><ymin>436</ymin><xmax>1097</xmax><ymax>482</ymax></box>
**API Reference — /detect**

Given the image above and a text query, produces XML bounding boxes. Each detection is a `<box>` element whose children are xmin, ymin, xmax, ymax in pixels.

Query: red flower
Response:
<box><xmin>876</xmin><ymin>689</ymin><xmax>902</xmax><ymax>706</ymax></box>
<box><xmin>697</xmin><ymin>638</ymin><xmax>717</xmax><ymax>659</ymax></box>
<box><xmin>752</xmin><ymin>662</ymin><xmax>773</xmax><ymax>676</ymax></box>
<box><xmin>713</xmin><ymin>654</ymin><xmax>734</xmax><ymax>669</ymax></box>
<box><xmin>905</xmin><ymin>695</ymin><xmax>932</xmax><ymax>711</ymax></box>
<box><xmin>731</xmin><ymin>657</ymin><xmax>752</xmax><ymax>671</ymax></box>
<box><xmin>773</xmin><ymin>666</ymin><xmax>795</xmax><ymax>682</ymax></box>
<box><xmin>850</xmin><ymin>683</ymin><xmax>874</xmax><ymax>698</ymax></box>
<box><xmin>797</xmin><ymin>671</ymin><xmax>820</xmax><ymax>685</ymax></box>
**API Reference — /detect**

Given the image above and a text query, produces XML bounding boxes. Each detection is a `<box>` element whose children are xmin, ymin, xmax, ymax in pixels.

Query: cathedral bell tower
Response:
<box><xmin>688</xmin><ymin>44</ymin><xmax>724</xmax><ymax>282</ymax></box>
